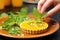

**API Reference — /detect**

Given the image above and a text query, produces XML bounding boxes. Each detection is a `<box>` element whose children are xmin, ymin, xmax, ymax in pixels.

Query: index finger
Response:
<box><xmin>37</xmin><ymin>0</ymin><xmax>46</xmax><ymax>12</ymax></box>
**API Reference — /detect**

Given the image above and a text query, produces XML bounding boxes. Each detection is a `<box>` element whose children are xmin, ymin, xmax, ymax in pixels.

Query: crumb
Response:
<box><xmin>18</xmin><ymin>34</ymin><xmax>20</xmax><ymax>36</ymax></box>
<box><xmin>0</xmin><ymin>26</ymin><xmax>2</xmax><ymax>30</ymax></box>
<box><xmin>21</xmin><ymin>34</ymin><xmax>24</xmax><ymax>36</ymax></box>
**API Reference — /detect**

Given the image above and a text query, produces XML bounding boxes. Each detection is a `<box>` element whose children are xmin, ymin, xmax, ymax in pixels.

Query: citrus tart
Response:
<box><xmin>20</xmin><ymin>20</ymin><xmax>48</xmax><ymax>34</ymax></box>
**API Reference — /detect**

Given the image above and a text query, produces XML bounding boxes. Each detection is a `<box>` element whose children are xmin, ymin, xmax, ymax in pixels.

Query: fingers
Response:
<box><xmin>37</xmin><ymin>0</ymin><xmax>46</xmax><ymax>12</ymax></box>
<box><xmin>41</xmin><ymin>0</ymin><xmax>54</xmax><ymax>13</ymax></box>
<box><xmin>46</xmin><ymin>4</ymin><xmax>60</xmax><ymax>17</ymax></box>
<box><xmin>37</xmin><ymin>0</ymin><xmax>60</xmax><ymax>17</ymax></box>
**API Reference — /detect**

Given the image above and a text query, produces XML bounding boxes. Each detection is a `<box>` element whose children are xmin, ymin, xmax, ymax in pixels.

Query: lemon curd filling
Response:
<box><xmin>20</xmin><ymin>20</ymin><xmax>48</xmax><ymax>31</ymax></box>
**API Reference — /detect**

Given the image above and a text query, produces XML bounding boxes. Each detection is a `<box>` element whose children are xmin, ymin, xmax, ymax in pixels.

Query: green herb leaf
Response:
<box><xmin>20</xmin><ymin>7</ymin><xmax>28</xmax><ymax>16</ymax></box>
<box><xmin>9</xmin><ymin>26</ymin><xmax>22</xmax><ymax>34</ymax></box>
<box><xmin>0</xmin><ymin>13</ymin><xmax>8</xmax><ymax>17</ymax></box>
<box><xmin>41</xmin><ymin>12</ymin><xmax>47</xmax><ymax>18</ymax></box>
<box><xmin>16</xmin><ymin>11</ymin><xmax>20</xmax><ymax>14</ymax></box>
<box><xmin>16</xmin><ymin>16</ymin><xmax>24</xmax><ymax>25</ymax></box>
<box><xmin>2</xmin><ymin>13</ymin><xmax>16</xmax><ymax>28</ymax></box>
<box><xmin>33</xmin><ymin>7</ymin><xmax>41</xmax><ymax>19</ymax></box>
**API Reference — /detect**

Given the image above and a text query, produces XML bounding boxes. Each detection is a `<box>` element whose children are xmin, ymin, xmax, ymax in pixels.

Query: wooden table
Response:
<box><xmin>0</xmin><ymin>3</ymin><xmax>60</xmax><ymax>40</ymax></box>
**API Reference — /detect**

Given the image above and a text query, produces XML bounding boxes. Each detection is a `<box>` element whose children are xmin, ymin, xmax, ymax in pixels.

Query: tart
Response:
<box><xmin>20</xmin><ymin>20</ymin><xmax>48</xmax><ymax>34</ymax></box>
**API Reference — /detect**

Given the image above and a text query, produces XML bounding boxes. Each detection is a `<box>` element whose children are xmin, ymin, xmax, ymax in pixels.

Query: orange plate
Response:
<box><xmin>0</xmin><ymin>14</ymin><xmax>59</xmax><ymax>38</ymax></box>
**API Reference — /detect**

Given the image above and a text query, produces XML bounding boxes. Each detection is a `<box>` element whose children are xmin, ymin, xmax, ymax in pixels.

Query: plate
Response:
<box><xmin>0</xmin><ymin>14</ymin><xmax>59</xmax><ymax>38</ymax></box>
<box><xmin>23</xmin><ymin>0</ymin><xmax>38</xmax><ymax>4</ymax></box>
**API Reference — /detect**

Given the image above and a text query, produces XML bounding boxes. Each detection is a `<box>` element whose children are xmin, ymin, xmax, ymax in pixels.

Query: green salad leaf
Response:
<box><xmin>20</xmin><ymin>7</ymin><xmax>28</xmax><ymax>17</ymax></box>
<box><xmin>2</xmin><ymin>14</ymin><xmax>22</xmax><ymax>34</ymax></box>
<box><xmin>0</xmin><ymin>13</ymin><xmax>8</xmax><ymax>17</ymax></box>
<box><xmin>33</xmin><ymin>7</ymin><xmax>41</xmax><ymax>19</ymax></box>
<box><xmin>9</xmin><ymin>26</ymin><xmax>22</xmax><ymax>34</ymax></box>
<box><xmin>16</xmin><ymin>16</ymin><xmax>24</xmax><ymax>25</ymax></box>
<box><xmin>41</xmin><ymin>12</ymin><xmax>47</xmax><ymax>18</ymax></box>
<box><xmin>33</xmin><ymin>7</ymin><xmax>47</xmax><ymax>23</ymax></box>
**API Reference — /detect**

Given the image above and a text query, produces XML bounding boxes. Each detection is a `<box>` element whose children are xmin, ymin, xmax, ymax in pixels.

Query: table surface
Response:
<box><xmin>0</xmin><ymin>3</ymin><xmax>60</xmax><ymax>40</ymax></box>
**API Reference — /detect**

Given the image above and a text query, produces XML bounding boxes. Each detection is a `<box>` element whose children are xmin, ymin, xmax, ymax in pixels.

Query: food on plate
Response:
<box><xmin>0</xmin><ymin>7</ymin><xmax>48</xmax><ymax>35</ymax></box>
<box><xmin>20</xmin><ymin>20</ymin><xmax>48</xmax><ymax>34</ymax></box>
<box><xmin>20</xmin><ymin>8</ymin><xmax>48</xmax><ymax>34</ymax></box>
<box><xmin>0</xmin><ymin>13</ymin><xmax>8</xmax><ymax>25</ymax></box>
<box><xmin>1</xmin><ymin>13</ymin><xmax>22</xmax><ymax>35</ymax></box>
<box><xmin>0</xmin><ymin>7</ymin><xmax>28</xmax><ymax>35</ymax></box>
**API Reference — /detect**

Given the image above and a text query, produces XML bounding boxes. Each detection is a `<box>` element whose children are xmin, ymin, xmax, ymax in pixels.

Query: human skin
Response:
<box><xmin>37</xmin><ymin>0</ymin><xmax>60</xmax><ymax>17</ymax></box>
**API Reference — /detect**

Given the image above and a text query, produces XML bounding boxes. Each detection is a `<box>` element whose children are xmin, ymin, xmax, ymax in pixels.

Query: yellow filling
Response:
<box><xmin>20</xmin><ymin>20</ymin><xmax>48</xmax><ymax>30</ymax></box>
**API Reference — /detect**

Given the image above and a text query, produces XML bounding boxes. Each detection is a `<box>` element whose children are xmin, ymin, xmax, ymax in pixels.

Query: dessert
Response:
<box><xmin>20</xmin><ymin>7</ymin><xmax>48</xmax><ymax>34</ymax></box>
<box><xmin>20</xmin><ymin>20</ymin><xmax>48</xmax><ymax>34</ymax></box>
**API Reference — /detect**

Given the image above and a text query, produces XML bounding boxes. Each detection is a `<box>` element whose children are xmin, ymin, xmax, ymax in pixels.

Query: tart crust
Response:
<box><xmin>20</xmin><ymin>20</ymin><xmax>48</xmax><ymax>34</ymax></box>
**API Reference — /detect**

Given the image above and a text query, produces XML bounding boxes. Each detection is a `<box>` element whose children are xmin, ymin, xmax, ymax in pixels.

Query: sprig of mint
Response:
<box><xmin>33</xmin><ymin>7</ymin><xmax>41</xmax><ymax>19</ymax></box>
<box><xmin>20</xmin><ymin>7</ymin><xmax>28</xmax><ymax>17</ymax></box>
<box><xmin>33</xmin><ymin>7</ymin><xmax>47</xmax><ymax>23</ymax></box>
<box><xmin>41</xmin><ymin>12</ymin><xmax>47</xmax><ymax>18</ymax></box>
<box><xmin>9</xmin><ymin>26</ymin><xmax>22</xmax><ymax>35</ymax></box>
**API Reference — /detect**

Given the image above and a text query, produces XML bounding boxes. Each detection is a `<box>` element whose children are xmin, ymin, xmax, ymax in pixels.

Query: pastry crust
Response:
<box><xmin>20</xmin><ymin>20</ymin><xmax>48</xmax><ymax>34</ymax></box>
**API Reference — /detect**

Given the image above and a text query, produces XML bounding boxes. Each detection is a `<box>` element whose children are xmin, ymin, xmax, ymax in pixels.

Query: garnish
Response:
<box><xmin>2</xmin><ymin>13</ymin><xmax>22</xmax><ymax>35</ymax></box>
<box><xmin>41</xmin><ymin>12</ymin><xmax>47</xmax><ymax>18</ymax></box>
<box><xmin>20</xmin><ymin>7</ymin><xmax>28</xmax><ymax>17</ymax></box>
<box><xmin>0</xmin><ymin>13</ymin><xmax>8</xmax><ymax>17</ymax></box>
<box><xmin>1</xmin><ymin>7</ymin><xmax>29</xmax><ymax>35</ymax></box>
<box><xmin>33</xmin><ymin>7</ymin><xmax>47</xmax><ymax>23</ymax></box>
<box><xmin>33</xmin><ymin>7</ymin><xmax>41</xmax><ymax>19</ymax></box>
<box><xmin>9</xmin><ymin>26</ymin><xmax>22</xmax><ymax>34</ymax></box>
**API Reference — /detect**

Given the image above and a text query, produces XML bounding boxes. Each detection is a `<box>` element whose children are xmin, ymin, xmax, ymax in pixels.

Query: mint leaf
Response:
<box><xmin>41</xmin><ymin>12</ymin><xmax>47</xmax><ymax>18</ymax></box>
<box><xmin>33</xmin><ymin>7</ymin><xmax>41</xmax><ymax>19</ymax></box>
<box><xmin>20</xmin><ymin>7</ymin><xmax>28</xmax><ymax>16</ymax></box>
<box><xmin>2</xmin><ymin>13</ymin><xmax>16</xmax><ymax>28</ymax></box>
<box><xmin>16</xmin><ymin>16</ymin><xmax>24</xmax><ymax>25</ymax></box>
<box><xmin>9</xmin><ymin>26</ymin><xmax>22</xmax><ymax>34</ymax></box>
<box><xmin>16</xmin><ymin>11</ymin><xmax>20</xmax><ymax>14</ymax></box>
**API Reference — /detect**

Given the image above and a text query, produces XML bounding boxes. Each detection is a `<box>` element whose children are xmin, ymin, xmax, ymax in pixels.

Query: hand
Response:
<box><xmin>37</xmin><ymin>0</ymin><xmax>60</xmax><ymax>17</ymax></box>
